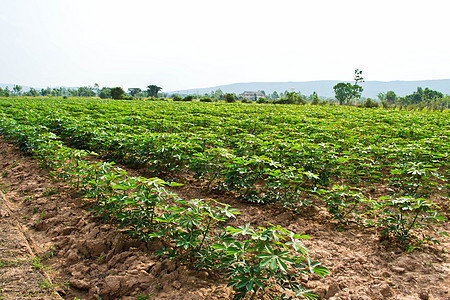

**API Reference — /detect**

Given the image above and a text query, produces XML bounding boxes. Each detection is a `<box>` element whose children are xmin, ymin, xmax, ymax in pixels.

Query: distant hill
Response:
<box><xmin>0</xmin><ymin>83</ymin><xmax>32</xmax><ymax>92</ymax></box>
<box><xmin>169</xmin><ymin>79</ymin><xmax>450</xmax><ymax>98</ymax></box>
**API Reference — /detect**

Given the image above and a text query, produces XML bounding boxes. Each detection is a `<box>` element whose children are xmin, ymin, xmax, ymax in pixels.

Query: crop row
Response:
<box><xmin>0</xmin><ymin>97</ymin><xmax>448</xmax><ymax>246</ymax></box>
<box><xmin>0</xmin><ymin>115</ymin><xmax>329</xmax><ymax>300</ymax></box>
<box><xmin>1</xmin><ymin>98</ymin><xmax>448</xmax><ymax>203</ymax></box>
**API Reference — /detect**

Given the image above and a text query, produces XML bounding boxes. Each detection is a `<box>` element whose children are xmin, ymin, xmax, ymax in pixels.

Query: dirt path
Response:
<box><xmin>0</xmin><ymin>136</ymin><xmax>449</xmax><ymax>300</ymax></box>
<box><xmin>0</xmin><ymin>189</ymin><xmax>62</xmax><ymax>299</ymax></box>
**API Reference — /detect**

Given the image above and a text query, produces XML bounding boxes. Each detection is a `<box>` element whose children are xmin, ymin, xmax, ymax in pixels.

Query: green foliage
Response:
<box><xmin>399</xmin><ymin>87</ymin><xmax>444</xmax><ymax>107</ymax></box>
<box><xmin>386</xmin><ymin>91</ymin><xmax>397</xmax><ymax>104</ymax></box>
<box><xmin>172</xmin><ymin>95</ymin><xmax>183</xmax><ymax>101</ymax></box>
<box><xmin>128</xmin><ymin>88</ymin><xmax>142</xmax><ymax>97</ymax></box>
<box><xmin>333</xmin><ymin>69</ymin><xmax>364</xmax><ymax>105</ymax></box>
<box><xmin>389</xmin><ymin>162</ymin><xmax>443</xmax><ymax>198</ymax></box>
<box><xmin>333</xmin><ymin>82</ymin><xmax>354</xmax><ymax>105</ymax></box>
<box><xmin>224</xmin><ymin>93</ymin><xmax>236</xmax><ymax>103</ymax></box>
<box><xmin>0</xmin><ymin>97</ymin><xmax>447</xmax><ymax>252</ymax></box>
<box><xmin>274</xmin><ymin>92</ymin><xmax>306</xmax><ymax>105</ymax></box>
<box><xmin>12</xmin><ymin>85</ymin><xmax>23</xmax><ymax>96</ymax></box>
<box><xmin>362</xmin><ymin>98</ymin><xmax>379</xmax><ymax>108</ymax></box>
<box><xmin>256</xmin><ymin>97</ymin><xmax>268</xmax><ymax>104</ymax></box>
<box><xmin>182</xmin><ymin>95</ymin><xmax>194</xmax><ymax>101</ymax></box>
<box><xmin>321</xmin><ymin>185</ymin><xmax>368</xmax><ymax>225</ymax></box>
<box><xmin>100</xmin><ymin>88</ymin><xmax>112</xmax><ymax>99</ymax></box>
<box><xmin>311</xmin><ymin>92</ymin><xmax>319</xmax><ymax>105</ymax></box>
<box><xmin>110</xmin><ymin>87</ymin><xmax>126</xmax><ymax>100</ymax></box>
<box><xmin>375</xmin><ymin>196</ymin><xmax>444</xmax><ymax>245</ymax></box>
<box><xmin>146</xmin><ymin>85</ymin><xmax>162</xmax><ymax>98</ymax></box>
<box><xmin>0</xmin><ymin>117</ymin><xmax>329</xmax><ymax>298</ymax></box>
<box><xmin>213</xmin><ymin>224</ymin><xmax>328</xmax><ymax>299</ymax></box>
<box><xmin>2</xmin><ymin>86</ymin><xmax>11</xmax><ymax>97</ymax></box>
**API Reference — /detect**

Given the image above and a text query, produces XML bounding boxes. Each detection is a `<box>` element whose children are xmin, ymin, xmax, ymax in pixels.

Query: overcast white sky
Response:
<box><xmin>1</xmin><ymin>0</ymin><xmax>449</xmax><ymax>91</ymax></box>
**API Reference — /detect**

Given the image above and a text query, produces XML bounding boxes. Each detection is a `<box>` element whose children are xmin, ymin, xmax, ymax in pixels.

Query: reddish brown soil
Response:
<box><xmin>0</xmin><ymin>137</ymin><xmax>449</xmax><ymax>300</ymax></box>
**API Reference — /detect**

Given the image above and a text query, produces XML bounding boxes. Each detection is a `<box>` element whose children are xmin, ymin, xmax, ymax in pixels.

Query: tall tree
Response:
<box><xmin>110</xmin><ymin>87</ymin><xmax>125</xmax><ymax>99</ymax></box>
<box><xmin>68</xmin><ymin>89</ymin><xmax>78</xmax><ymax>97</ymax></box>
<box><xmin>352</xmin><ymin>69</ymin><xmax>364</xmax><ymax>102</ymax></box>
<box><xmin>214</xmin><ymin>89</ymin><xmax>224</xmax><ymax>99</ymax></box>
<box><xmin>94</xmin><ymin>83</ymin><xmax>100</xmax><ymax>97</ymax></box>
<box><xmin>12</xmin><ymin>85</ymin><xmax>22</xmax><ymax>96</ymax></box>
<box><xmin>99</xmin><ymin>87</ymin><xmax>111</xmax><ymax>99</ymax></box>
<box><xmin>27</xmin><ymin>88</ymin><xmax>39</xmax><ymax>97</ymax></box>
<box><xmin>4</xmin><ymin>87</ymin><xmax>10</xmax><ymax>97</ymax></box>
<box><xmin>146</xmin><ymin>85</ymin><xmax>162</xmax><ymax>98</ymax></box>
<box><xmin>311</xmin><ymin>91</ymin><xmax>319</xmax><ymax>105</ymax></box>
<box><xmin>423</xmin><ymin>88</ymin><xmax>443</xmax><ymax>101</ymax></box>
<box><xmin>385</xmin><ymin>91</ymin><xmax>397</xmax><ymax>104</ymax></box>
<box><xmin>128</xmin><ymin>88</ymin><xmax>142</xmax><ymax>97</ymax></box>
<box><xmin>333</xmin><ymin>82</ymin><xmax>354</xmax><ymax>105</ymax></box>
<box><xmin>333</xmin><ymin>69</ymin><xmax>364</xmax><ymax>105</ymax></box>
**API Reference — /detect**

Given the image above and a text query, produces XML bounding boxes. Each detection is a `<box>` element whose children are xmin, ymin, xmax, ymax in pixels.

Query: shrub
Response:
<box><xmin>363</xmin><ymin>98</ymin><xmax>379</xmax><ymax>108</ymax></box>
<box><xmin>183</xmin><ymin>95</ymin><xmax>194</xmax><ymax>101</ymax></box>
<box><xmin>173</xmin><ymin>95</ymin><xmax>183</xmax><ymax>101</ymax></box>
<box><xmin>110</xmin><ymin>87</ymin><xmax>126</xmax><ymax>100</ymax></box>
<box><xmin>256</xmin><ymin>97</ymin><xmax>267</xmax><ymax>104</ymax></box>
<box><xmin>200</xmin><ymin>97</ymin><xmax>212</xmax><ymax>102</ymax></box>
<box><xmin>224</xmin><ymin>93</ymin><xmax>236</xmax><ymax>103</ymax></box>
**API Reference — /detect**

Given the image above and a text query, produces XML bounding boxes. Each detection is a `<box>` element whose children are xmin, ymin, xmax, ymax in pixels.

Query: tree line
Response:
<box><xmin>332</xmin><ymin>70</ymin><xmax>449</xmax><ymax>110</ymax></box>
<box><xmin>1</xmin><ymin>77</ymin><xmax>448</xmax><ymax>110</ymax></box>
<box><xmin>0</xmin><ymin>84</ymin><xmax>164</xmax><ymax>99</ymax></box>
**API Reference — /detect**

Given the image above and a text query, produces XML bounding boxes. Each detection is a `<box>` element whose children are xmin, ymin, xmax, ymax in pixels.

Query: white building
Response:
<box><xmin>240</xmin><ymin>91</ymin><xmax>265</xmax><ymax>101</ymax></box>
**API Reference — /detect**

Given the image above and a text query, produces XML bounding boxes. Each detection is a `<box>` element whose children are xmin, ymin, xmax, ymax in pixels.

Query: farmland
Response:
<box><xmin>0</xmin><ymin>97</ymin><xmax>449</xmax><ymax>299</ymax></box>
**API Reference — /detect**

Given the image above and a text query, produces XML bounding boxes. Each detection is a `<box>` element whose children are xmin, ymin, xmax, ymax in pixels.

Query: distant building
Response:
<box><xmin>240</xmin><ymin>91</ymin><xmax>265</xmax><ymax>101</ymax></box>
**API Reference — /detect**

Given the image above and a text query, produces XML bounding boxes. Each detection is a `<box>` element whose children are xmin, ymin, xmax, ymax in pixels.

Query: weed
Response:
<box><xmin>42</xmin><ymin>187</ymin><xmax>57</xmax><ymax>197</ymax></box>
<box><xmin>135</xmin><ymin>293</ymin><xmax>149</xmax><ymax>300</ymax></box>
<box><xmin>0</xmin><ymin>259</ymin><xmax>18</xmax><ymax>267</ymax></box>
<box><xmin>38</xmin><ymin>279</ymin><xmax>56</xmax><ymax>290</ymax></box>
<box><xmin>31</xmin><ymin>256</ymin><xmax>44</xmax><ymax>271</ymax></box>
<box><xmin>10</xmin><ymin>160</ymin><xmax>19</xmax><ymax>168</ymax></box>
<box><xmin>22</xmin><ymin>195</ymin><xmax>33</xmax><ymax>203</ymax></box>
<box><xmin>42</xmin><ymin>246</ymin><xmax>54</xmax><ymax>261</ymax></box>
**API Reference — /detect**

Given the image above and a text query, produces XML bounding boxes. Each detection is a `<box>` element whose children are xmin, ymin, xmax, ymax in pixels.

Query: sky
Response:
<box><xmin>1</xmin><ymin>0</ymin><xmax>450</xmax><ymax>92</ymax></box>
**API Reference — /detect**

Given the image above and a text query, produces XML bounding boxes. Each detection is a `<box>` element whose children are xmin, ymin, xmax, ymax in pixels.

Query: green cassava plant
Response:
<box><xmin>321</xmin><ymin>185</ymin><xmax>368</xmax><ymax>225</ymax></box>
<box><xmin>389</xmin><ymin>162</ymin><xmax>444</xmax><ymax>198</ymax></box>
<box><xmin>376</xmin><ymin>196</ymin><xmax>445</xmax><ymax>246</ymax></box>
<box><xmin>213</xmin><ymin>223</ymin><xmax>328</xmax><ymax>300</ymax></box>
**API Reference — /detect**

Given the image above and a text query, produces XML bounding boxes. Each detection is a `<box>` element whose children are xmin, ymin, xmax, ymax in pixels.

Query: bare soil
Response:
<box><xmin>0</xmin><ymin>137</ymin><xmax>449</xmax><ymax>300</ymax></box>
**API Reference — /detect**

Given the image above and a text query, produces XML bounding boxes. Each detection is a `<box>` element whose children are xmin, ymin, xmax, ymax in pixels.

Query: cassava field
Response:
<box><xmin>0</xmin><ymin>97</ymin><xmax>449</xmax><ymax>300</ymax></box>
